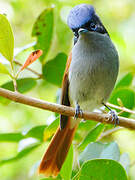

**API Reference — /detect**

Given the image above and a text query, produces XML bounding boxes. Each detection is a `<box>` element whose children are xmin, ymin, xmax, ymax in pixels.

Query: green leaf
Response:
<box><xmin>32</xmin><ymin>8</ymin><xmax>54</xmax><ymax>63</ymax></box>
<box><xmin>119</xmin><ymin>153</ymin><xmax>130</xmax><ymax>174</ymax></box>
<box><xmin>18</xmin><ymin>138</ymin><xmax>39</xmax><ymax>152</ymax></box>
<box><xmin>42</xmin><ymin>53</ymin><xmax>67</xmax><ymax>86</ymax></box>
<box><xmin>109</xmin><ymin>88</ymin><xmax>135</xmax><ymax>117</ymax></box>
<box><xmin>79</xmin><ymin>159</ymin><xmax>128</xmax><ymax>180</ymax></box>
<box><xmin>78</xmin><ymin>120</ymin><xmax>97</xmax><ymax>131</ymax></box>
<box><xmin>115</xmin><ymin>72</ymin><xmax>133</xmax><ymax>89</ymax></box>
<box><xmin>75</xmin><ymin>121</ymin><xmax>98</xmax><ymax>142</ymax></box>
<box><xmin>0</xmin><ymin>125</ymin><xmax>46</xmax><ymax>143</ymax></box>
<box><xmin>0</xmin><ymin>78</ymin><xmax>36</xmax><ymax>104</ymax></box>
<box><xmin>60</xmin><ymin>144</ymin><xmax>73</xmax><ymax>180</ymax></box>
<box><xmin>79</xmin><ymin>142</ymin><xmax>120</xmax><ymax>164</ymax></box>
<box><xmin>79</xmin><ymin>142</ymin><xmax>106</xmax><ymax>163</ymax></box>
<box><xmin>25</xmin><ymin>125</ymin><xmax>47</xmax><ymax>141</ymax></box>
<box><xmin>78</xmin><ymin>124</ymin><xmax>104</xmax><ymax>151</ymax></box>
<box><xmin>1</xmin><ymin>78</ymin><xmax>37</xmax><ymax>93</ymax></box>
<box><xmin>0</xmin><ymin>62</ymin><xmax>10</xmax><ymax>75</ymax></box>
<box><xmin>0</xmin><ymin>14</ymin><xmax>14</xmax><ymax>62</ymax></box>
<box><xmin>100</xmin><ymin>142</ymin><xmax>120</xmax><ymax>161</ymax></box>
<box><xmin>0</xmin><ymin>142</ymin><xmax>40</xmax><ymax>166</ymax></box>
<box><xmin>15</xmin><ymin>43</ymin><xmax>34</xmax><ymax>62</ymax></box>
<box><xmin>41</xmin><ymin>175</ymin><xmax>62</xmax><ymax>180</ymax></box>
<box><xmin>43</xmin><ymin>117</ymin><xmax>59</xmax><ymax>141</ymax></box>
<box><xmin>0</xmin><ymin>133</ymin><xmax>23</xmax><ymax>142</ymax></box>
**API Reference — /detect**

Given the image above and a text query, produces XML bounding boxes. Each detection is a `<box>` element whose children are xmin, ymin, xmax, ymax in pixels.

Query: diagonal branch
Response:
<box><xmin>106</xmin><ymin>102</ymin><xmax>135</xmax><ymax>114</ymax></box>
<box><xmin>0</xmin><ymin>87</ymin><xmax>135</xmax><ymax>129</ymax></box>
<box><xmin>98</xmin><ymin>127</ymin><xmax>124</xmax><ymax>140</ymax></box>
<box><xmin>14</xmin><ymin>60</ymin><xmax>43</xmax><ymax>78</ymax></box>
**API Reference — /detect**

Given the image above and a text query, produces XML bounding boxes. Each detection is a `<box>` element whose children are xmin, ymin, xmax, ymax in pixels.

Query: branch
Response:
<box><xmin>98</xmin><ymin>127</ymin><xmax>124</xmax><ymax>140</ymax></box>
<box><xmin>0</xmin><ymin>87</ymin><xmax>135</xmax><ymax>129</ymax></box>
<box><xmin>14</xmin><ymin>60</ymin><xmax>43</xmax><ymax>78</ymax></box>
<box><xmin>106</xmin><ymin>102</ymin><xmax>135</xmax><ymax>114</ymax></box>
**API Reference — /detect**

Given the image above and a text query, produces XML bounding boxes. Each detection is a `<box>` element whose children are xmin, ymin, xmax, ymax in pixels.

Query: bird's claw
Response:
<box><xmin>74</xmin><ymin>103</ymin><xmax>83</xmax><ymax>119</ymax></box>
<box><xmin>109</xmin><ymin>110</ymin><xmax>119</xmax><ymax>126</ymax></box>
<box><xmin>102</xmin><ymin>102</ymin><xmax>119</xmax><ymax>126</ymax></box>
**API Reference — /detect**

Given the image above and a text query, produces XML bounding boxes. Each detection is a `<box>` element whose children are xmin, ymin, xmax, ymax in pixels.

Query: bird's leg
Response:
<box><xmin>102</xmin><ymin>102</ymin><xmax>119</xmax><ymax>126</ymax></box>
<box><xmin>74</xmin><ymin>102</ymin><xmax>83</xmax><ymax>119</ymax></box>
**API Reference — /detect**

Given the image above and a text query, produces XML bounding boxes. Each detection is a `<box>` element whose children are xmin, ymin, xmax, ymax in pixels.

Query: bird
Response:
<box><xmin>39</xmin><ymin>4</ymin><xmax>119</xmax><ymax>177</ymax></box>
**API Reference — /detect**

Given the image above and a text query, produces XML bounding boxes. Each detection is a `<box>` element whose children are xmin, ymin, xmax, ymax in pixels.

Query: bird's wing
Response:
<box><xmin>60</xmin><ymin>52</ymin><xmax>72</xmax><ymax>129</ymax></box>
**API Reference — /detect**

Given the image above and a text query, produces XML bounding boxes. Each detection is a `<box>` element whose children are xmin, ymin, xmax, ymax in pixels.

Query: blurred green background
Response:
<box><xmin>0</xmin><ymin>0</ymin><xmax>135</xmax><ymax>179</ymax></box>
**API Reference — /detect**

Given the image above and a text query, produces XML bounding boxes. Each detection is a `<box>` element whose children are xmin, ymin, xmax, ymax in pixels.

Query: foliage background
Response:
<box><xmin>0</xmin><ymin>0</ymin><xmax>135</xmax><ymax>179</ymax></box>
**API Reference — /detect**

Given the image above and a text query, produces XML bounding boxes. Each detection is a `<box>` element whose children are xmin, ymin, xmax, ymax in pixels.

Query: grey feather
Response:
<box><xmin>69</xmin><ymin>31</ymin><xmax>119</xmax><ymax>111</ymax></box>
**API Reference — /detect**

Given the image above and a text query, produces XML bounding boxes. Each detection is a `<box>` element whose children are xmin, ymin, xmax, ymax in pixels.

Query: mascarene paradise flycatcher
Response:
<box><xmin>39</xmin><ymin>4</ymin><xmax>119</xmax><ymax>177</ymax></box>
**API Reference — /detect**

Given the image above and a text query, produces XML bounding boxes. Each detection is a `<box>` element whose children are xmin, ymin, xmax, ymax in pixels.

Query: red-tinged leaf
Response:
<box><xmin>20</xmin><ymin>50</ymin><xmax>43</xmax><ymax>71</ymax></box>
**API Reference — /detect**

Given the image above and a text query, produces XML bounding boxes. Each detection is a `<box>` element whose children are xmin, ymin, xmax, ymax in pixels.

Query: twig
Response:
<box><xmin>10</xmin><ymin>61</ymin><xmax>18</xmax><ymax>92</ymax></box>
<box><xmin>12</xmin><ymin>78</ymin><xmax>18</xmax><ymax>92</ymax></box>
<box><xmin>0</xmin><ymin>88</ymin><xmax>135</xmax><ymax>129</ymax></box>
<box><xmin>14</xmin><ymin>60</ymin><xmax>43</xmax><ymax>79</ymax></box>
<box><xmin>98</xmin><ymin>127</ymin><xmax>124</xmax><ymax>140</ymax></box>
<box><xmin>106</xmin><ymin>102</ymin><xmax>135</xmax><ymax>115</ymax></box>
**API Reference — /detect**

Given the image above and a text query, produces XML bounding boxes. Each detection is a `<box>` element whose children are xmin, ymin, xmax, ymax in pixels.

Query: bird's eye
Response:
<box><xmin>74</xmin><ymin>31</ymin><xmax>79</xmax><ymax>37</ymax></box>
<box><xmin>90</xmin><ymin>23</ymin><xmax>97</xmax><ymax>31</ymax></box>
<box><xmin>74</xmin><ymin>31</ymin><xmax>79</xmax><ymax>45</ymax></box>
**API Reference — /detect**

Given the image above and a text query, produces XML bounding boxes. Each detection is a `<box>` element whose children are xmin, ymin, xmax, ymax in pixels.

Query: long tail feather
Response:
<box><xmin>39</xmin><ymin>119</ymin><xmax>77</xmax><ymax>177</ymax></box>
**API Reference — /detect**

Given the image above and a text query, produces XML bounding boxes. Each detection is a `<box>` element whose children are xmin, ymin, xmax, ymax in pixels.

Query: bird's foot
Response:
<box><xmin>102</xmin><ymin>102</ymin><xmax>119</xmax><ymax>126</ymax></box>
<box><xmin>109</xmin><ymin>110</ymin><xmax>119</xmax><ymax>126</ymax></box>
<box><xmin>74</xmin><ymin>103</ymin><xmax>83</xmax><ymax>119</ymax></box>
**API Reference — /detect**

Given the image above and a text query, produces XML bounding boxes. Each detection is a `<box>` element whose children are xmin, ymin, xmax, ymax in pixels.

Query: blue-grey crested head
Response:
<box><xmin>67</xmin><ymin>4</ymin><xmax>95</xmax><ymax>30</ymax></box>
<box><xmin>67</xmin><ymin>4</ymin><xmax>109</xmax><ymax>40</ymax></box>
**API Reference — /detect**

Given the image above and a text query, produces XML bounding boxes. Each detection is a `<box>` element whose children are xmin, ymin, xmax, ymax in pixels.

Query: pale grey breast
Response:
<box><xmin>68</xmin><ymin>31</ymin><xmax>119</xmax><ymax>111</ymax></box>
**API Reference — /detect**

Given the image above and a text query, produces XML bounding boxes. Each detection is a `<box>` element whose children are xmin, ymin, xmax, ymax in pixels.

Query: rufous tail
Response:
<box><xmin>39</xmin><ymin>119</ymin><xmax>77</xmax><ymax>177</ymax></box>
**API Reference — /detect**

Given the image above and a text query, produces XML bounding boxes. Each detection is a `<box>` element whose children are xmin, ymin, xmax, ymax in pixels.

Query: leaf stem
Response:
<box><xmin>10</xmin><ymin>61</ymin><xmax>18</xmax><ymax>92</ymax></box>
